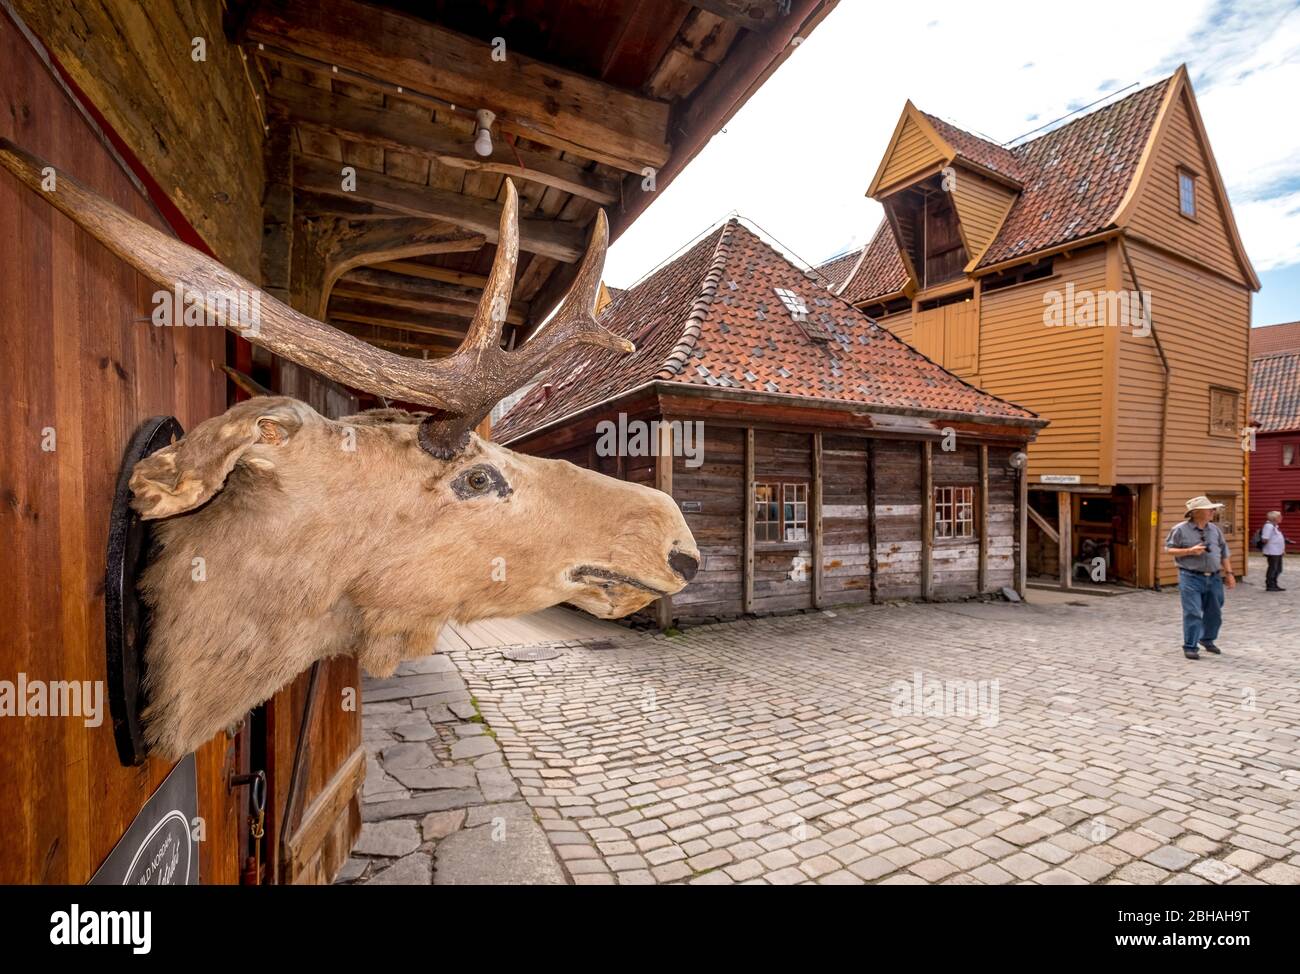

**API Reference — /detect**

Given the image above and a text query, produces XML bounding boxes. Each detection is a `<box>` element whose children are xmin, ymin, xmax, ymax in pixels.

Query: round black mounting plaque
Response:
<box><xmin>105</xmin><ymin>416</ymin><xmax>184</xmax><ymax>767</ymax></box>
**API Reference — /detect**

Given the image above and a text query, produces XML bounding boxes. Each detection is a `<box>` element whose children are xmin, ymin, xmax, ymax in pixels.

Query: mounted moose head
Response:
<box><xmin>0</xmin><ymin>140</ymin><xmax>699</xmax><ymax>759</ymax></box>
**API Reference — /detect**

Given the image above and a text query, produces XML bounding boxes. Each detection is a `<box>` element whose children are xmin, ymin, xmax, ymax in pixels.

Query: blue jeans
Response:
<box><xmin>1178</xmin><ymin>570</ymin><xmax>1223</xmax><ymax>650</ymax></box>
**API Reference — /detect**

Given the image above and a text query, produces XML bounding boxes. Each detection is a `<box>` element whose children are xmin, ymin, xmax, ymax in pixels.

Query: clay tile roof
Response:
<box><xmin>495</xmin><ymin>220</ymin><xmax>1040</xmax><ymax>443</ymax></box>
<box><xmin>1251</xmin><ymin>321</ymin><xmax>1300</xmax><ymax>358</ymax></box>
<box><xmin>919</xmin><ymin>111</ymin><xmax>1024</xmax><ymax>183</ymax></box>
<box><xmin>813</xmin><ymin>247</ymin><xmax>862</xmax><ymax>291</ymax></box>
<box><xmin>839</xmin><ymin>221</ymin><xmax>909</xmax><ymax>305</ymax></box>
<box><xmin>1251</xmin><ymin>350</ymin><xmax>1300</xmax><ymax>434</ymax></box>
<box><xmin>841</xmin><ymin>77</ymin><xmax>1172</xmax><ymax>303</ymax></box>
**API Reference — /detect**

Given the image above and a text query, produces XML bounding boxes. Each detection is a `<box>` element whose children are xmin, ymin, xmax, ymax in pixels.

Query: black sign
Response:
<box><xmin>90</xmin><ymin>753</ymin><xmax>199</xmax><ymax>885</ymax></box>
<box><xmin>680</xmin><ymin>500</ymin><xmax>703</xmax><ymax>513</ymax></box>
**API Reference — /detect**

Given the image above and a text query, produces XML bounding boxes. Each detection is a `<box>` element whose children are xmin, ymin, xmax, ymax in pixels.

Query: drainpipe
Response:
<box><xmin>1119</xmin><ymin>236</ymin><xmax>1170</xmax><ymax>591</ymax></box>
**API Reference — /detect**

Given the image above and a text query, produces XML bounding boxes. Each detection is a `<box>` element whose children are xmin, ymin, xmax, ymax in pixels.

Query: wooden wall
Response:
<box><xmin>12</xmin><ymin>0</ymin><xmax>267</xmax><ymax>278</ymax></box>
<box><xmin>672</xmin><ymin>426</ymin><xmax>744</xmax><ymax>619</ymax></box>
<box><xmin>873</xmin><ymin>439</ymin><xmax>924</xmax><ymax>600</ymax></box>
<box><xmin>821</xmin><ymin>436</ymin><xmax>873</xmax><ymax>607</ymax></box>
<box><xmin>0</xmin><ymin>12</ymin><xmax>236</xmax><ymax>883</ymax></box>
<box><xmin>951</xmin><ymin>168</ymin><xmax>1017</xmax><ymax>267</ymax></box>
<box><xmin>1123</xmin><ymin>239</ymin><xmax>1250</xmax><ymax>584</ymax></box>
<box><xmin>978</xmin><ymin>245</ymin><xmax>1110</xmax><ymax>486</ymax></box>
<box><xmin>1248</xmin><ymin>434</ymin><xmax>1300</xmax><ymax>546</ymax></box>
<box><xmin>875</xmin><ymin>112</ymin><xmax>944</xmax><ymax>194</ymax></box>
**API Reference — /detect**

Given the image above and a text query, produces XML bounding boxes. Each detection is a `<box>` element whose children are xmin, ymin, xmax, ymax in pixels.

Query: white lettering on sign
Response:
<box><xmin>1040</xmin><ymin>474</ymin><xmax>1082</xmax><ymax>485</ymax></box>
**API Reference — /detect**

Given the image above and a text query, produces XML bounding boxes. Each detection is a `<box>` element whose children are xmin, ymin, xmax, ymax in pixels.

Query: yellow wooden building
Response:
<box><xmin>820</xmin><ymin>66</ymin><xmax>1258</xmax><ymax>589</ymax></box>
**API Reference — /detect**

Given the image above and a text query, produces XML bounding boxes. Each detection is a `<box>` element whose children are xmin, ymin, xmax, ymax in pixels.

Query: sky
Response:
<box><xmin>604</xmin><ymin>0</ymin><xmax>1300</xmax><ymax>328</ymax></box>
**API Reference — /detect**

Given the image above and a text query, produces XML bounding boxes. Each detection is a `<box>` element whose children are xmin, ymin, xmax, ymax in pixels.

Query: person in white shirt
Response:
<box><xmin>1261</xmin><ymin>511</ymin><xmax>1287</xmax><ymax>592</ymax></box>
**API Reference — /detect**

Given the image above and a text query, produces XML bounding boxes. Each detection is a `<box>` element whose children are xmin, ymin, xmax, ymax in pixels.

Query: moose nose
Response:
<box><xmin>668</xmin><ymin>549</ymin><xmax>699</xmax><ymax>582</ymax></box>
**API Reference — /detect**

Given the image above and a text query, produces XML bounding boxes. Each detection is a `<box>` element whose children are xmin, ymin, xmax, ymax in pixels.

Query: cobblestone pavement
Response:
<box><xmin>442</xmin><ymin>561</ymin><xmax>1300</xmax><ymax>885</ymax></box>
<box><xmin>336</xmin><ymin>653</ymin><xmax>565</xmax><ymax>885</ymax></box>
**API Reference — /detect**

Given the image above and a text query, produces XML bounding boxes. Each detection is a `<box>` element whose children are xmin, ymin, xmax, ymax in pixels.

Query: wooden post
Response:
<box><xmin>655</xmin><ymin>421</ymin><xmax>674</xmax><ymax>628</ymax></box>
<box><xmin>1058</xmin><ymin>489</ymin><xmax>1073</xmax><ymax>590</ymax></box>
<box><xmin>867</xmin><ymin>439</ymin><xmax>879</xmax><ymax>604</ymax></box>
<box><xmin>743</xmin><ymin>427</ymin><xmax>755</xmax><ymax>615</ymax></box>
<box><xmin>978</xmin><ymin>444</ymin><xmax>989</xmax><ymax>593</ymax></box>
<box><xmin>812</xmin><ymin>432</ymin><xmax>823</xmax><ymax>609</ymax></box>
<box><xmin>1016</xmin><ymin>463</ymin><xmax>1028</xmax><ymax>598</ymax></box>
<box><xmin>921</xmin><ymin>440</ymin><xmax>934</xmax><ymax>600</ymax></box>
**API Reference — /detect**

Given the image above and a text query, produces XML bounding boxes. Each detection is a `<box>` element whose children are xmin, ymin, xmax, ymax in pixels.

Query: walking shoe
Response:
<box><xmin>1199</xmin><ymin>641</ymin><xmax>1221</xmax><ymax>655</ymax></box>
<box><xmin>1184</xmin><ymin>649</ymin><xmax>1200</xmax><ymax>660</ymax></box>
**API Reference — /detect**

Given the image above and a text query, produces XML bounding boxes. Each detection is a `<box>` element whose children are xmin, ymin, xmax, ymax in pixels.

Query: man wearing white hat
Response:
<box><xmin>1165</xmin><ymin>496</ymin><xmax>1236</xmax><ymax>660</ymax></box>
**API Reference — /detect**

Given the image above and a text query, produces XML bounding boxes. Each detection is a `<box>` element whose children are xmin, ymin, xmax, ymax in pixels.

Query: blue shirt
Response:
<box><xmin>1165</xmin><ymin>519</ymin><xmax>1230</xmax><ymax>573</ymax></box>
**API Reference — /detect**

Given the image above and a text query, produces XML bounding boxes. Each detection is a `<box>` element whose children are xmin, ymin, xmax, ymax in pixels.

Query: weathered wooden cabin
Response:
<box><xmin>495</xmin><ymin>220</ymin><xmax>1046</xmax><ymax>624</ymax></box>
<box><xmin>0</xmin><ymin>0</ymin><xmax>838</xmax><ymax>884</ymax></box>
<box><xmin>819</xmin><ymin>67</ymin><xmax>1259</xmax><ymax>590</ymax></box>
<box><xmin>1248</xmin><ymin>321</ymin><xmax>1300</xmax><ymax>547</ymax></box>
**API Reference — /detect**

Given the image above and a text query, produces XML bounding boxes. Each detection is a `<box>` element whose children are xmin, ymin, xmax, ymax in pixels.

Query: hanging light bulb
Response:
<box><xmin>474</xmin><ymin>109</ymin><xmax>496</xmax><ymax>157</ymax></box>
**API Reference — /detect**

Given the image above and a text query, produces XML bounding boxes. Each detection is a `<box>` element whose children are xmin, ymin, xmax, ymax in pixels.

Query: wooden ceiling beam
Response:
<box><xmin>689</xmin><ymin>1</ymin><xmax>792</xmax><ymax>28</ymax></box>
<box><xmin>328</xmin><ymin>304</ymin><xmax>469</xmax><ymax>340</ymax></box>
<box><xmin>331</xmin><ymin>279</ymin><xmax>526</xmax><ymax>327</ymax></box>
<box><xmin>271</xmin><ymin>78</ymin><xmax>620</xmax><ymax>205</ymax></box>
<box><xmin>295</xmin><ymin>156</ymin><xmax>585</xmax><ymax>262</ymax></box>
<box><xmin>369</xmin><ymin>261</ymin><xmax>490</xmax><ymax>290</ymax></box>
<box><xmin>244</xmin><ymin>0</ymin><xmax>671</xmax><ymax>173</ymax></box>
<box><xmin>340</xmin><ymin>266</ymin><xmax>530</xmax><ymax>322</ymax></box>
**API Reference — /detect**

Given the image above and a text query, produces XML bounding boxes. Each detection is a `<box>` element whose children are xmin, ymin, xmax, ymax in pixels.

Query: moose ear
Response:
<box><xmin>129</xmin><ymin>400</ymin><xmax>304</xmax><ymax>519</ymax></box>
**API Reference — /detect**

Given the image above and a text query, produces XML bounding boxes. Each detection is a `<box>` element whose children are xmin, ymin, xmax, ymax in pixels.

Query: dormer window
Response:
<box><xmin>1178</xmin><ymin>168</ymin><xmax>1197</xmax><ymax>218</ymax></box>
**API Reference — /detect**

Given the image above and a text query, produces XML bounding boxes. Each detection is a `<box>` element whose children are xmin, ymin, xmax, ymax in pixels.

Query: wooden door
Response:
<box><xmin>943</xmin><ymin>298</ymin><xmax>979</xmax><ymax>375</ymax></box>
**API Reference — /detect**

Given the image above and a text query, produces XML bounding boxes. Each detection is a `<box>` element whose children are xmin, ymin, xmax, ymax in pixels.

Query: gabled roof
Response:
<box><xmin>494</xmin><ymin>220</ymin><xmax>1041</xmax><ymax>443</ymax></box>
<box><xmin>840</xmin><ymin>74</ymin><xmax>1192</xmax><ymax>302</ymax></box>
<box><xmin>1251</xmin><ymin>350</ymin><xmax>1300</xmax><ymax>434</ymax></box>
<box><xmin>1252</xmin><ymin>321</ymin><xmax>1300</xmax><ymax>358</ymax></box>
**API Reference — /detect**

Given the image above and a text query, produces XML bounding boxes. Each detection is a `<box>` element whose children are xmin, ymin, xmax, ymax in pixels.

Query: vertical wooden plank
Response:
<box><xmin>921</xmin><ymin>440</ymin><xmax>934</xmax><ymax>600</ymax></box>
<box><xmin>866</xmin><ymin>438</ymin><xmax>879</xmax><ymax>604</ymax></box>
<box><xmin>1058</xmin><ymin>489</ymin><xmax>1073</xmax><ymax>590</ymax></box>
<box><xmin>1016</xmin><ymin>461</ymin><xmax>1028</xmax><ymax>597</ymax></box>
<box><xmin>654</xmin><ymin>420</ymin><xmax>674</xmax><ymax>629</ymax></box>
<box><xmin>811</xmin><ymin>432</ymin><xmax>823</xmax><ymax>609</ymax></box>
<box><xmin>978</xmin><ymin>444</ymin><xmax>989</xmax><ymax>593</ymax></box>
<box><xmin>743</xmin><ymin>427</ymin><xmax>754</xmax><ymax>614</ymax></box>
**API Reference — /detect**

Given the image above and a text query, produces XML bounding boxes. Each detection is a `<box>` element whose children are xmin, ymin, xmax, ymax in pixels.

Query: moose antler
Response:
<box><xmin>0</xmin><ymin>139</ymin><xmax>632</xmax><ymax>457</ymax></box>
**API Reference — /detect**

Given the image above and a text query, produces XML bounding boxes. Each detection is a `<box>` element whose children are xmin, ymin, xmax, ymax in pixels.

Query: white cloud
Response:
<box><xmin>606</xmin><ymin>0</ymin><xmax>1300</xmax><ymax>286</ymax></box>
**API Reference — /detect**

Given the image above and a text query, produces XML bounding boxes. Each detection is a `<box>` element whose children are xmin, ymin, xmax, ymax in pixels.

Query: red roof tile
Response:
<box><xmin>1251</xmin><ymin>350</ymin><xmax>1300</xmax><ymax>434</ymax></box>
<box><xmin>495</xmin><ymin>220</ymin><xmax>1041</xmax><ymax>442</ymax></box>
<box><xmin>838</xmin><ymin>77</ymin><xmax>1171</xmax><ymax>302</ymax></box>
<box><xmin>813</xmin><ymin>247</ymin><xmax>861</xmax><ymax>291</ymax></box>
<box><xmin>1252</xmin><ymin>321</ymin><xmax>1300</xmax><ymax>358</ymax></box>
<box><xmin>839</xmin><ymin>221</ymin><xmax>909</xmax><ymax>305</ymax></box>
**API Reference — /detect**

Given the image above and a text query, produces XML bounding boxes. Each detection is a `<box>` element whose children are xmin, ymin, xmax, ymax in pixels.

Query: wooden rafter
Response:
<box><xmin>295</xmin><ymin>156</ymin><xmax>585</xmax><ymax>262</ymax></box>
<box><xmin>270</xmin><ymin>78</ymin><xmax>620</xmax><ymax>205</ymax></box>
<box><xmin>244</xmin><ymin>0</ymin><xmax>672</xmax><ymax>174</ymax></box>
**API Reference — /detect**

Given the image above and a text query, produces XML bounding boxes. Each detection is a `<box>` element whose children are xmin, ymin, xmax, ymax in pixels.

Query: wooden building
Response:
<box><xmin>0</xmin><ymin>0</ymin><xmax>837</xmax><ymax>884</ymax></box>
<box><xmin>1248</xmin><ymin>321</ymin><xmax>1300</xmax><ymax>548</ymax></box>
<box><xmin>495</xmin><ymin>220</ymin><xmax>1046</xmax><ymax>624</ymax></box>
<box><xmin>819</xmin><ymin>67</ymin><xmax>1259</xmax><ymax>589</ymax></box>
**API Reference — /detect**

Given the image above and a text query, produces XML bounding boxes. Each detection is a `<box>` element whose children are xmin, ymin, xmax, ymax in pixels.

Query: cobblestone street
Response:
<box><xmin>436</xmin><ymin>560</ymin><xmax>1300</xmax><ymax>885</ymax></box>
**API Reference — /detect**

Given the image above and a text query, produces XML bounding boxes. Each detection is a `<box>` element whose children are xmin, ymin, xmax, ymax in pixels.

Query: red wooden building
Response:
<box><xmin>1249</xmin><ymin>321</ymin><xmax>1300</xmax><ymax>548</ymax></box>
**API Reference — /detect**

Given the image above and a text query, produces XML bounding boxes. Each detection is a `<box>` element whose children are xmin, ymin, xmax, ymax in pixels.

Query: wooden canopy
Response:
<box><xmin>231</xmin><ymin>0</ymin><xmax>839</xmax><ymax>369</ymax></box>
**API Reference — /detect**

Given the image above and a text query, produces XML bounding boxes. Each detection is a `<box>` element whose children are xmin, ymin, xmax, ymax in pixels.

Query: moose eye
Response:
<box><xmin>450</xmin><ymin>464</ymin><xmax>511</xmax><ymax>500</ymax></box>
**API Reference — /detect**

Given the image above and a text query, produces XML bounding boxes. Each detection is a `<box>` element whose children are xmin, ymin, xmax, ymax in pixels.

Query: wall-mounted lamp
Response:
<box><xmin>474</xmin><ymin>109</ymin><xmax>496</xmax><ymax>157</ymax></box>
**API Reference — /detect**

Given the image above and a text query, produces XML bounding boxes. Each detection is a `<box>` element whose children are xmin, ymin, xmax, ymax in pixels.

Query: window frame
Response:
<box><xmin>1281</xmin><ymin>442</ymin><xmax>1298</xmax><ymax>469</ymax></box>
<box><xmin>934</xmin><ymin>484</ymin><xmax>978</xmax><ymax>541</ymax></box>
<box><xmin>1177</xmin><ymin>167</ymin><xmax>1198</xmax><ymax>220</ymax></box>
<box><xmin>1208</xmin><ymin>386</ymin><xmax>1240</xmax><ymax>438</ymax></box>
<box><xmin>753</xmin><ymin>478</ymin><xmax>811</xmax><ymax>546</ymax></box>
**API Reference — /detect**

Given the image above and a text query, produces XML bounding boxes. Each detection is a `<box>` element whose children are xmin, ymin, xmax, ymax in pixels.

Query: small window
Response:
<box><xmin>773</xmin><ymin>287</ymin><xmax>808</xmax><ymax>321</ymax></box>
<box><xmin>754</xmin><ymin>480</ymin><xmax>808</xmax><ymax>543</ymax></box>
<box><xmin>1214</xmin><ymin>497</ymin><xmax>1236</xmax><ymax>535</ymax></box>
<box><xmin>934</xmin><ymin>485</ymin><xmax>976</xmax><ymax>539</ymax></box>
<box><xmin>1285</xmin><ymin>500</ymin><xmax>1300</xmax><ymax>514</ymax></box>
<box><xmin>1283</xmin><ymin>443</ymin><xmax>1296</xmax><ymax>467</ymax></box>
<box><xmin>1178</xmin><ymin>169</ymin><xmax>1197</xmax><ymax>218</ymax></box>
<box><xmin>1209</xmin><ymin>387</ymin><xmax>1239</xmax><ymax>437</ymax></box>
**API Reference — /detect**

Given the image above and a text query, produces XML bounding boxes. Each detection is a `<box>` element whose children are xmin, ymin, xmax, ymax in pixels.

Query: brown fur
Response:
<box><xmin>130</xmin><ymin>397</ymin><xmax>698</xmax><ymax>758</ymax></box>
